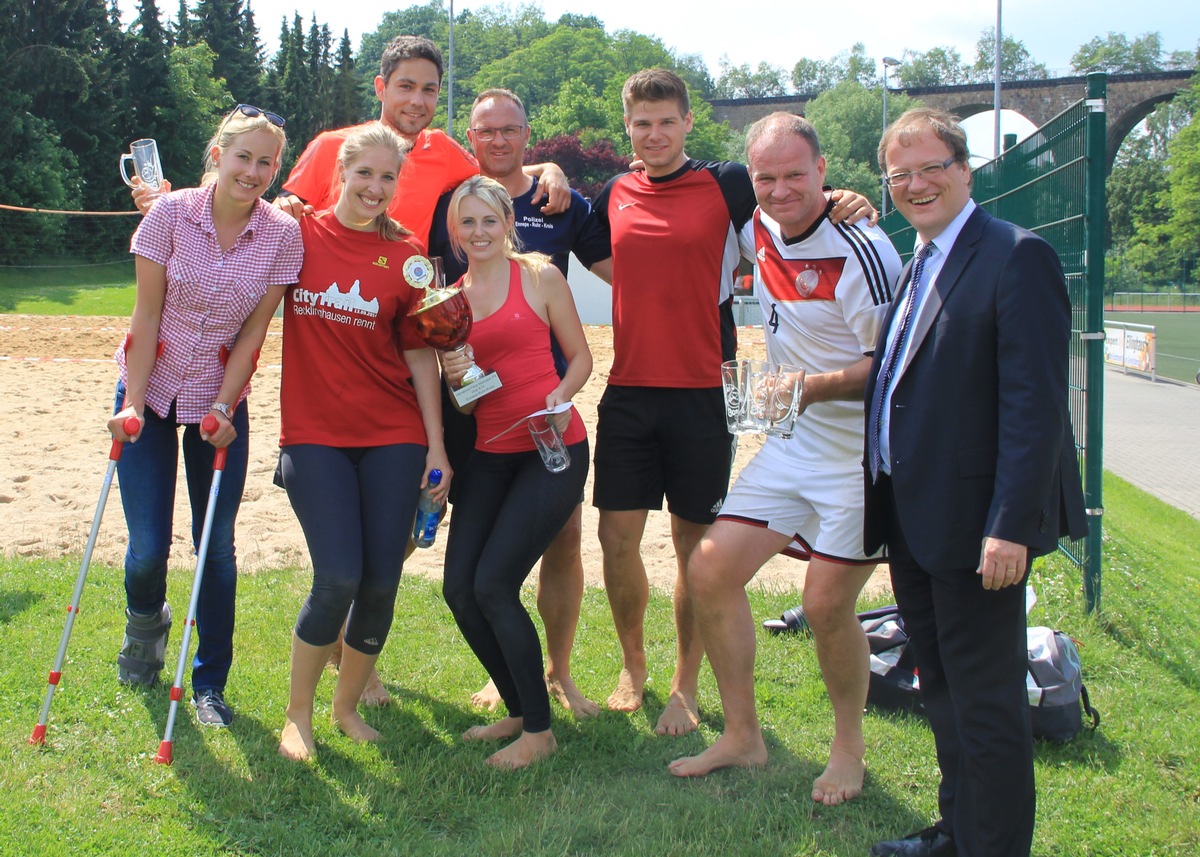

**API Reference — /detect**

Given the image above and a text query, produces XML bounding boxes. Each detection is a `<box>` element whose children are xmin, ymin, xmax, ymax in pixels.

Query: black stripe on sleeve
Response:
<box><xmin>835</xmin><ymin>222</ymin><xmax>891</xmax><ymax>306</ymax></box>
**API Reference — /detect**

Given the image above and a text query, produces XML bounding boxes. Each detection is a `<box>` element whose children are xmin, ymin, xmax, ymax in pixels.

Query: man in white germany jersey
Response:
<box><xmin>669</xmin><ymin>112</ymin><xmax>901</xmax><ymax>807</ymax></box>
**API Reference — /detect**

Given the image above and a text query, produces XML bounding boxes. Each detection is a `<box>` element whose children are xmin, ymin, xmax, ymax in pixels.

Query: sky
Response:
<box><xmin>117</xmin><ymin>0</ymin><xmax>1199</xmax><ymax>79</ymax></box>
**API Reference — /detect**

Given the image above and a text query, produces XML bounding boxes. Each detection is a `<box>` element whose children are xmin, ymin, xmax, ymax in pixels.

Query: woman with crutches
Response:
<box><xmin>108</xmin><ymin>104</ymin><xmax>303</xmax><ymax>728</ymax></box>
<box><xmin>276</xmin><ymin>122</ymin><xmax>450</xmax><ymax>762</ymax></box>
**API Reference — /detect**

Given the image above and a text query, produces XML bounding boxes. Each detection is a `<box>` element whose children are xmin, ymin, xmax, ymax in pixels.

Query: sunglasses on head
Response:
<box><xmin>227</xmin><ymin>103</ymin><xmax>286</xmax><ymax>128</ymax></box>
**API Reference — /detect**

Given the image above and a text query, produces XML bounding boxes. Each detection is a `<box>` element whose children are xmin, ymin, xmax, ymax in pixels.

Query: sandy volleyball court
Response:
<box><xmin>0</xmin><ymin>315</ymin><xmax>888</xmax><ymax>599</ymax></box>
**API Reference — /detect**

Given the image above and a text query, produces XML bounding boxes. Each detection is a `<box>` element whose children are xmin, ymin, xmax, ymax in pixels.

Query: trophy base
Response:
<box><xmin>451</xmin><ymin>371</ymin><xmax>502</xmax><ymax>407</ymax></box>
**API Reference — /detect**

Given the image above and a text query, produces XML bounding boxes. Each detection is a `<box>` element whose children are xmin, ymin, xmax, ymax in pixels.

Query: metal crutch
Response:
<box><xmin>154</xmin><ymin>414</ymin><xmax>227</xmax><ymax>765</ymax></box>
<box><xmin>30</xmin><ymin>416</ymin><xmax>140</xmax><ymax>746</ymax></box>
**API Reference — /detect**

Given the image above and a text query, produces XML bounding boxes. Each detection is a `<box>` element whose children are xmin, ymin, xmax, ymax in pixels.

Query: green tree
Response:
<box><xmin>804</xmin><ymin>80</ymin><xmax>921</xmax><ymax>201</ymax></box>
<box><xmin>1166</xmin><ymin>42</ymin><xmax>1200</xmax><ymax>70</ymax></box>
<box><xmin>897</xmin><ymin>47</ymin><xmax>969</xmax><ymax>87</ymax></box>
<box><xmin>532</xmin><ymin>77</ymin><xmax>619</xmax><ymax>144</ymax></box>
<box><xmin>715</xmin><ymin>58</ymin><xmax>789</xmax><ymax>98</ymax></box>
<box><xmin>791</xmin><ymin>43</ymin><xmax>875</xmax><ymax>95</ymax></box>
<box><xmin>1115</xmin><ymin>75</ymin><xmax>1200</xmax><ymax>287</ymax></box>
<box><xmin>303</xmin><ymin>18</ymin><xmax>334</xmax><ymax>139</ymax></box>
<box><xmin>129</xmin><ymin>0</ymin><xmax>175</xmax><ymax>140</ymax></box>
<box><xmin>673</xmin><ymin>52</ymin><xmax>716</xmax><ymax>101</ymax></box>
<box><xmin>193</xmin><ymin>0</ymin><xmax>264</xmax><ymax>103</ymax></box>
<box><xmin>1072</xmin><ymin>32</ymin><xmax>1167</xmax><ymax>74</ymax></box>
<box><xmin>159</xmin><ymin>42</ymin><xmax>233</xmax><ymax>185</ymax></box>
<box><xmin>170</xmin><ymin>0</ymin><xmax>193</xmax><ymax>46</ymax></box>
<box><xmin>474</xmin><ymin>27</ymin><xmax>616</xmax><ymax>112</ymax></box>
<box><xmin>1107</xmin><ymin>138</ymin><xmax>1170</xmax><ymax>248</ymax></box>
<box><xmin>269</xmin><ymin>15</ymin><xmax>314</xmax><ymax>155</ymax></box>
<box><xmin>471</xmin><ymin>22</ymin><xmax>731</xmax><ymax>156</ymax></box>
<box><xmin>1163</xmin><ymin>76</ymin><xmax>1200</xmax><ymax>285</ymax></box>
<box><xmin>1108</xmin><ymin>84</ymin><xmax>1194</xmax><ymax>247</ymax></box>
<box><xmin>973</xmin><ymin>29</ymin><xmax>1048</xmax><ymax>81</ymax></box>
<box><xmin>10</xmin><ymin>0</ymin><xmax>130</xmax><ymax>211</ymax></box>
<box><xmin>329</xmin><ymin>31</ymin><xmax>365</xmax><ymax>128</ymax></box>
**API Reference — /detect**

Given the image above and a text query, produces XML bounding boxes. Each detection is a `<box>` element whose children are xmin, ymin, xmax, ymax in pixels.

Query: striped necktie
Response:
<box><xmin>868</xmin><ymin>242</ymin><xmax>933</xmax><ymax>480</ymax></box>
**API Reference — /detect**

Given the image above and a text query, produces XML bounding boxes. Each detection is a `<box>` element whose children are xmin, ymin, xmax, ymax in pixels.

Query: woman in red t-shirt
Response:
<box><xmin>276</xmin><ymin>122</ymin><xmax>450</xmax><ymax>762</ymax></box>
<box><xmin>440</xmin><ymin>176</ymin><xmax>592</xmax><ymax>769</ymax></box>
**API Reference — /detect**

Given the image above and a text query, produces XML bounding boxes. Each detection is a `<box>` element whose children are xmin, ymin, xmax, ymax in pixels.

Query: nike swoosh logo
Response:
<box><xmin>618</xmin><ymin>202</ymin><xmax>637</xmax><ymax>210</ymax></box>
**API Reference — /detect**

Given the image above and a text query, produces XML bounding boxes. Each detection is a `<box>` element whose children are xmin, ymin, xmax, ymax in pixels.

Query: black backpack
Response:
<box><xmin>858</xmin><ymin>605</ymin><xmax>926</xmax><ymax>715</ymax></box>
<box><xmin>766</xmin><ymin>604</ymin><xmax>924</xmax><ymax>714</ymax></box>
<box><xmin>766</xmin><ymin>605</ymin><xmax>1100</xmax><ymax>741</ymax></box>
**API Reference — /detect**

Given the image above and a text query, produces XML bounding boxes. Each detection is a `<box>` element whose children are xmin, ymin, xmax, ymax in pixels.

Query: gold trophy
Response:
<box><xmin>405</xmin><ymin>255</ymin><xmax>501</xmax><ymax>407</ymax></box>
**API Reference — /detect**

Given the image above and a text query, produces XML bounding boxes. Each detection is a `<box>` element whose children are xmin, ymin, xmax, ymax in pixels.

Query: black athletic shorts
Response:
<box><xmin>592</xmin><ymin>385</ymin><xmax>733</xmax><ymax>524</ymax></box>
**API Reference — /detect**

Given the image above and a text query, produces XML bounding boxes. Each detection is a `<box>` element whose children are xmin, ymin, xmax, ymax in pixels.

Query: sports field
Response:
<box><xmin>1105</xmin><ymin>311</ymin><xmax>1200</xmax><ymax>384</ymax></box>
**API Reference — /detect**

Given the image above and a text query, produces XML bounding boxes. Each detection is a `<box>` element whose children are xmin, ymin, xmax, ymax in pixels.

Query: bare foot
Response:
<box><xmin>606</xmin><ymin>667</ymin><xmax>647</xmax><ymax>712</ymax></box>
<box><xmin>548</xmin><ymin>675</ymin><xmax>600</xmax><ymax>719</ymax></box>
<box><xmin>486</xmin><ymin>730</ymin><xmax>557</xmax><ymax>770</ymax></box>
<box><xmin>654</xmin><ymin>691</ymin><xmax>700</xmax><ymax>736</ymax></box>
<box><xmin>462</xmin><ymin>716</ymin><xmax>524</xmax><ymax>743</ymax></box>
<box><xmin>359</xmin><ymin>668</ymin><xmax>391</xmax><ymax>707</ymax></box>
<box><xmin>279</xmin><ymin>715</ymin><xmax>317</xmax><ymax>761</ymax></box>
<box><xmin>332</xmin><ymin>709</ymin><xmax>381</xmax><ymax>743</ymax></box>
<box><xmin>668</xmin><ymin>732</ymin><xmax>769</xmax><ymax>777</ymax></box>
<box><xmin>470</xmin><ymin>678</ymin><xmax>502</xmax><ymax>711</ymax></box>
<box><xmin>811</xmin><ymin>747</ymin><xmax>865</xmax><ymax>805</ymax></box>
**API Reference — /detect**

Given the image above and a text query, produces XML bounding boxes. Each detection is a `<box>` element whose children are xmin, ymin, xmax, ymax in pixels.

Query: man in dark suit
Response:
<box><xmin>864</xmin><ymin>108</ymin><xmax>1088</xmax><ymax>857</ymax></box>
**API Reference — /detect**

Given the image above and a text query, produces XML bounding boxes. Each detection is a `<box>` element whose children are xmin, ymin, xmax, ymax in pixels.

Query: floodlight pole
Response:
<box><xmin>448</xmin><ymin>0</ymin><xmax>455</xmax><ymax>138</ymax></box>
<box><xmin>994</xmin><ymin>0</ymin><xmax>1002</xmax><ymax>157</ymax></box>
<box><xmin>881</xmin><ymin>56</ymin><xmax>901</xmax><ymax>218</ymax></box>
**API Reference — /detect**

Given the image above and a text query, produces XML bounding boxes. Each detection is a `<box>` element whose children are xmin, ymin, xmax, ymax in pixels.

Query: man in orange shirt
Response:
<box><xmin>278</xmin><ymin>35</ymin><xmax>568</xmax><ymax>244</ymax></box>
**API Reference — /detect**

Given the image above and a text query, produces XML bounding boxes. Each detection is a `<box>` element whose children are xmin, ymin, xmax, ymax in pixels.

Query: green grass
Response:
<box><xmin>0</xmin><ymin>262</ymin><xmax>136</xmax><ymax>315</ymax></box>
<box><xmin>1106</xmin><ymin>310</ymin><xmax>1200</xmax><ymax>385</ymax></box>
<box><xmin>2</xmin><ymin>472</ymin><xmax>1198</xmax><ymax>855</ymax></box>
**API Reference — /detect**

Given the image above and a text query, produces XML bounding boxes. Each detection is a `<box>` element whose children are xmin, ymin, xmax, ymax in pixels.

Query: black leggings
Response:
<box><xmin>281</xmin><ymin>443</ymin><xmax>425</xmax><ymax>654</ymax></box>
<box><xmin>443</xmin><ymin>441</ymin><xmax>589</xmax><ymax>733</ymax></box>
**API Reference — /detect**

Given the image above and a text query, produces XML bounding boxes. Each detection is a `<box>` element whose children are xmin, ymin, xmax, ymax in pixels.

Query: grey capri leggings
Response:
<box><xmin>280</xmin><ymin>442</ymin><xmax>425</xmax><ymax>654</ymax></box>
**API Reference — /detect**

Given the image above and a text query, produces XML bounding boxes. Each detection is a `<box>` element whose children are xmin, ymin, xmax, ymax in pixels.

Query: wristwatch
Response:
<box><xmin>210</xmin><ymin>402</ymin><xmax>233</xmax><ymax>419</ymax></box>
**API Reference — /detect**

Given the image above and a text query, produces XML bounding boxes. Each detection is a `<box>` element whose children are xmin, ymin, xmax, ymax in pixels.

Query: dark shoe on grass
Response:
<box><xmin>870</xmin><ymin>826</ymin><xmax>956</xmax><ymax>856</ymax></box>
<box><xmin>193</xmin><ymin>689</ymin><xmax>233</xmax><ymax>728</ymax></box>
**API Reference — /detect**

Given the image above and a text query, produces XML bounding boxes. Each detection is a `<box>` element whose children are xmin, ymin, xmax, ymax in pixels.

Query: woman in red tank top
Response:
<box><xmin>440</xmin><ymin>176</ymin><xmax>592</xmax><ymax>769</ymax></box>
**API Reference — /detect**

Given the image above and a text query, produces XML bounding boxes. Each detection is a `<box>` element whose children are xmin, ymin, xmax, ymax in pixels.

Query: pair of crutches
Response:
<box><xmin>30</xmin><ymin>412</ymin><xmax>228</xmax><ymax>767</ymax></box>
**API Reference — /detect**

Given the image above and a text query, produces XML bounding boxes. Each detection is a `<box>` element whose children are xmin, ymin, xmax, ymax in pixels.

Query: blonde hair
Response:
<box><xmin>447</xmin><ymin>175</ymin><xmax>552</xmax><ymax>282</ymax></box>
<box><xmin>201</xmin><ymin>108</ymin><xmax>287</xmax><ymax>186</ymax></box>
<box><xmin>337</xmin><ymin>122</ymin><xmax>413</xmax><ymax>242</ymax></box>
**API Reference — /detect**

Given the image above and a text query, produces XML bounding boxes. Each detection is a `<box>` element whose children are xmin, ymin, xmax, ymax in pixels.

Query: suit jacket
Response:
<box><xmin>863</xmin><ymin>206</ymin><xmax>1088</xmax><ymax>572</ymax></box>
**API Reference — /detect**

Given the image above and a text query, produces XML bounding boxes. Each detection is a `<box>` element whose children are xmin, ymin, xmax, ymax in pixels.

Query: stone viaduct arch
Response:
<box><xmin>710</xmin><ymin>70</ymin><xmax>1195</xmax><ymax>172</ymax></box>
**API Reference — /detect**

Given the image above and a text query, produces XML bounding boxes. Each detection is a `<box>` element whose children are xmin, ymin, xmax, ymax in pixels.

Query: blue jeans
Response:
<box><xmin>114</xmin><ymin>382</ymin><xmax>249</xmax><ymax>693</ymax></box>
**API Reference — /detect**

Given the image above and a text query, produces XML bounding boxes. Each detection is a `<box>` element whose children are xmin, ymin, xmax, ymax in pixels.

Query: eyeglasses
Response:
<box><xmin>884</xmin><ymin>156</ymin><xmax>959</xmax><ymax>188</ymax></box>
<box><xmin>228</xmin><ymin>103</ymin><xmax>286</xmax><ymax>128</ymax></box>
<box><xmin>468</xmin><ymin>125</ymin><xmax>526</xmax><ymax>142</ymax></box>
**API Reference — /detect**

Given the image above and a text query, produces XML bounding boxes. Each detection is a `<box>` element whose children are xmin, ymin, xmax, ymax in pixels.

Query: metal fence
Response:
<box><xmin>881</xmin><ymin>72</ymin><xmax>1107</xmax><ymax>612</ymax></box>
<box><xmin>1109</xmin><ymin>291</ymin><xmax>1200</xmax><ymax>312</ymax></box>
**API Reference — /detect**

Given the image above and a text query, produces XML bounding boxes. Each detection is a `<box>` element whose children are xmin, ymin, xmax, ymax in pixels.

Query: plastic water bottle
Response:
<box><xmin>412</xmin><ymin>469</ymin><xmax>444</xmax><ymax>548</ymax></box>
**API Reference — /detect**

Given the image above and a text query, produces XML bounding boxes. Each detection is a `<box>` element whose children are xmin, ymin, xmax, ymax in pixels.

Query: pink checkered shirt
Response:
<box><xmin>117</xmin><ymin>185</ymin><xmax>303</xmax><ymax>423</ymax></box>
